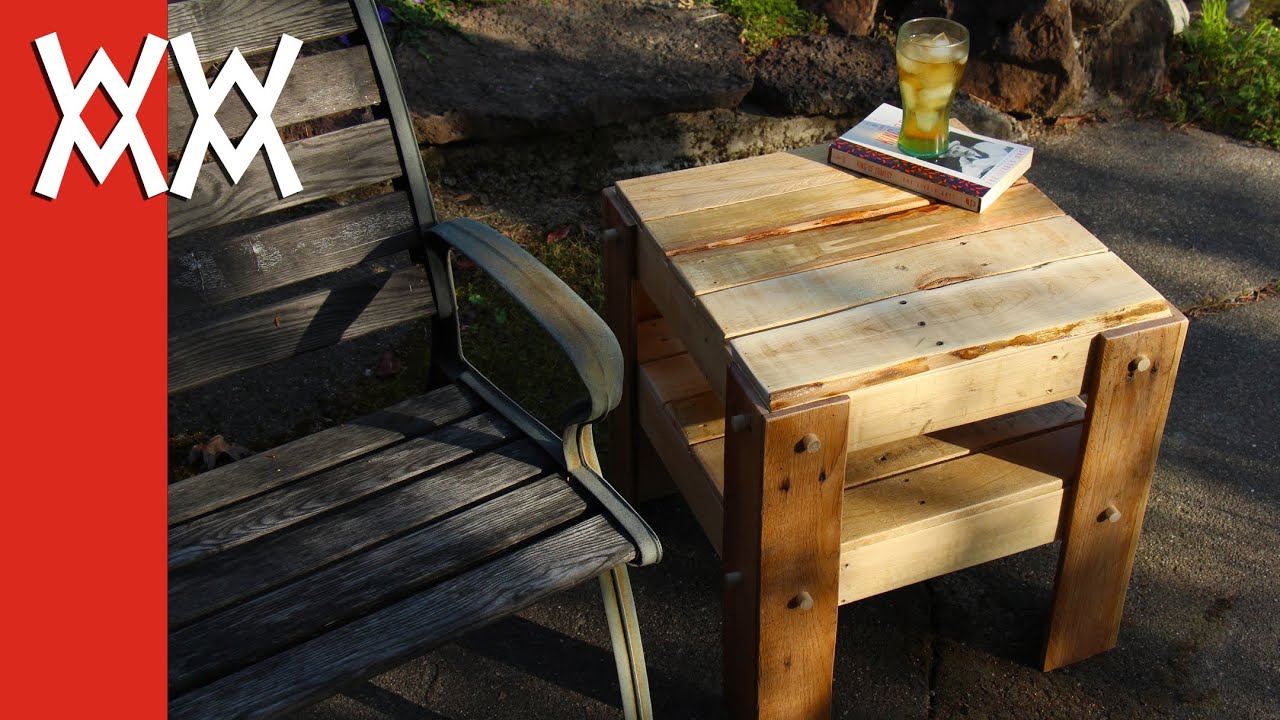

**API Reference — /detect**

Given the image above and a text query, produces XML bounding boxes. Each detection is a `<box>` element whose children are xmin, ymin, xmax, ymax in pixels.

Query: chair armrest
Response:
<box><xmin>426</xmin><ymin>218</ymin><xmax>623</xmax><ymax>426</ymax></box>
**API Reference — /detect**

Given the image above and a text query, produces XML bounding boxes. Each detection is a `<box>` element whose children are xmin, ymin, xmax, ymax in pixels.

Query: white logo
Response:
<box><xmin>34</xmin><ymin>32</ymin><xmax>302</xmax><ymax>200</ymax></box>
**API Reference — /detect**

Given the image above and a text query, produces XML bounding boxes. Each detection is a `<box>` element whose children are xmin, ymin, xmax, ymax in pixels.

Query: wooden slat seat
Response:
<box><xmin>167</xmin><ymin>1</ymin><xmax>661</xmax><ymax>717</ymax></box>
<box><xmin>168</xmin><ymin>383</ymin><xmax>636</xmax><ymax>718</ymax></box>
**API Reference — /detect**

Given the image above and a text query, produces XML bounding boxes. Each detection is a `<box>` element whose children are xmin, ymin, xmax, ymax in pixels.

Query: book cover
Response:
<box><xmin>828</xmin><ymin>103</ymin><xmax>1033</xmax><ymax>212</ymax></box>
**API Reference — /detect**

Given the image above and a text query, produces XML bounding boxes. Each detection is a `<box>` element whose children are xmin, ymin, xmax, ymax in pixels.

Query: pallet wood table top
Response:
<box><xmin>614</xmin><ymin>145</ymin><xmax>1173</xmax><ymax>422</ymax></box>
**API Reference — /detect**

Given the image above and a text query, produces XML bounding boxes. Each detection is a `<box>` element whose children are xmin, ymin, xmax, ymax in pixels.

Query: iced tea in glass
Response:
<box><xmin>896</xmin><ymin>18</ymin><xmax>969</xmax><ymax>158</ymax></box>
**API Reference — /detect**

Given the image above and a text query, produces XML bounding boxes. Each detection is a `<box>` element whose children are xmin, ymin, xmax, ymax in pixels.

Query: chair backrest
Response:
<box><xmin>167</xmin><ymin>0</ymin><xmax>438</xmax><ymax>394</ymax></box>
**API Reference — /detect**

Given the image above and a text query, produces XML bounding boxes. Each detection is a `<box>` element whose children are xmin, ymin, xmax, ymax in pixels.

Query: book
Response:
<box><xmin>828</xmin><ymin>103</ymin><xmax>1033</xmax><ymax>212</ymax></box>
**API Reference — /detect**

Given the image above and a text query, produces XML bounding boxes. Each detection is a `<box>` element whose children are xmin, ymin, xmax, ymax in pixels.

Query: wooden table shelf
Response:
<box><xmin>638</xmin><ymin>323</ymin><xmax>1084</xmax><ymax>601</ymax></box>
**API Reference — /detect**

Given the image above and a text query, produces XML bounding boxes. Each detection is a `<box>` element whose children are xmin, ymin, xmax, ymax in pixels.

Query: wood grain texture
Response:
<box><xmin>637</xmin><ymin>225</ymin><xmax>732</xmax><ymax>399</ymax></box>
<box><xmin>168</xmin><ymin>120</ymin><xmax>403</xmax><ymax>238</ymax></box>
<box><xmin>168</xmin><ymin>0</ymin><xmax>357</xmax><ymax>66</ymax></box>
<box><xmin>616</xmin><ymin>145</ymin><xmax>835</xmax><ymax>223</ymax></box>
<box><xmin>168</xmin><ymin>192</ymin><xmax>417</xmax><ymax>315</ymax></box>
<box><xmin>636</xmin><ymin>317</ymin><xmax>686</xmax><ymax>363</ymax></box>
<box><xmin>723</xmin><ymin>367</ymin><xmax>848</xmax><ymax>720</ymax></box>
<box><xmin>646</xmin><ymin>175</ymin><xmax>929</xmax><ymax>256</ymax></box>
<box><xmin>844</xmin><ymin>398</ymin><xmax>1086</xmax><ymax>488</ymax></box>
<box><xmin>168</xmin><ymin>267</ymin><xmax>434</xmax><ymax>393</ymax></box>
<box><xmin>168</xmin><ymin>383</ymin><xmax>479</xmax><ymax>525</ymax></box>
<box><xmin>638</xmin><ymin>368</ymin><xmax>725</xmax><ymax>553</ymax></box>
<box><xmin>168</xmin><ymin>412</ymin><xmax>516</xmax><ymax>570</ymax></box>
<box><xmin>840</xmin><ymin>490</ymin><xmax>1064</xmax><ymax>604</ymax></box>
<box><xmin>170</xmin><ymin>476</ymin><xmax>586</xmax><ymax>692</ymax></box>
<box><xmin>168</xmin><ymin>45</ymin><xmax>380</xmax><ymax>152</ymax></box>
<box><xmin>843</xmin><ymin>333</ymin><xmax>1096</xmax><ymax>451</ymax></box>
<box><xmin>671</xmin><ymin>181</ymin><xmax>1064</xmax><ymax>295</ymax></box>
<box><xmin>602</xmin><ymin>188</ymin><xmax>642</xmax><ymax>501</ymax></box>
<box><xmin>169</xmin><ymin>438</ymin><xmax>552</xmax><ymax>628</ymax></box>
<box><xmin>702</xmin><ymin>215</ymin><xmax>1107</xmax><ymax>339</ymax></box>
<box><xmin>169</xmin><ymin>516</ymin><xmax>634</xmax><ymax>720</ymax></box>
<box><xmin>838</xmin><ymin>426</ymin><xmax>1078</xmax><ymax>603</ymax></box>
<box><xmin>1043</xmin><ymin>311</ymin><xmax>1188</xmax><ymax>671</ymax></box>
<box><xmin>732</xmin><ymin>252</ymin><xmax>1170</xmax><ymax>410</ymax></box>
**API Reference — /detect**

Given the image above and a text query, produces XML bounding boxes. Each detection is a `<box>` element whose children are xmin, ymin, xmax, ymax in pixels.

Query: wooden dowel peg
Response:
<box><xmin>1129</xmin><ymin>355</ymin><xmax>1152</xmax><ymax>373</ymax></box>
<box><xmin>799</xmin><ymin>433</ymin><xmax>821</xmax><ymax>454</ymax></box>
<box><xmin>1102</xmin><ymin>505</ymin><xmax>1122</xmax><ymax>523</ymax></box>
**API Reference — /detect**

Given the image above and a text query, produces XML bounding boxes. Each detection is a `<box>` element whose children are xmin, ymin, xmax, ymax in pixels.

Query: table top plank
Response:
<box><xmin>671</xmin><ymin>181</ymin><xmax>1065</xmax><ymax>295</ymax></box>
<box><xmin>702</xmin><ymin>214</ymin><xmax>1107</xmax><ymax>340</ymax></box>
<box><xmin>616</xmin><ymin>145</ymin><xmax>841</xmax><ymax>222</ymax></box>
<box><xmin>646</xmin><ymin>174</ymin><xmax>931</xmax><ymax>256</ymax></box>
<box><xmin>731</xmin><ymin>252</ymin><xmax>1170</xmax><ymax>410</ymax></box>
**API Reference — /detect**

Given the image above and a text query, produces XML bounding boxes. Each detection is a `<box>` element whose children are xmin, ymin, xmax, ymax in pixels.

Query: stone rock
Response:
<box><xmin>1078</xmin><ymin>0</ymin><xmax>1174</xmax><ymax>106</ymax></box>
<box><xmin>798</xmin><ymin>0</ymin><xmax>879</xmax><ymax>35</ymax></box>
<box><xmin>749</xmin><ymin>34</ymin><xmax>898</xmax><ymax>116</ymax></box>
<box><xmin>951</xmin><ymin>91</ymin><xmax>1020</xmax><ymax>140</ymax></box>
<box><xmin>955</xmin><ymin>0</ymin><xmax>1085</xmax><ymax>116</ymax></box>
<box><xmin>398</xmin><ymin>0</ymin><xmax>751</xmax><ymax>145</ymax></box>
<box><xmin>1070</xmin><ymin>0</ymin><xmax>1144</xmax><ymax>30</ymax></box>
<box><xmin>879</xmin><ymin>0</ymin><xmax>950</xmax><ymax>23</ymax></box>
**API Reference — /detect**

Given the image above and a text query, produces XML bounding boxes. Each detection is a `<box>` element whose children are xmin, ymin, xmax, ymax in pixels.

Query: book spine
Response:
<box><xmin>830</xmin><ymin>148</ymin><xmax>980</xmax><ymax>212</ymax></box>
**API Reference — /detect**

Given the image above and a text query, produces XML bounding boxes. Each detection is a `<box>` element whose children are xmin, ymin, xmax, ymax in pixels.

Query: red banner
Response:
<box><xmin>2</xmin><ymin>1</ymin><xmax>166</xmax><ymax>715</ymax></box>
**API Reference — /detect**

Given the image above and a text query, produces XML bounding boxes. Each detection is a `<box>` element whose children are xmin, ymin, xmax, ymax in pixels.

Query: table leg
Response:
<box><xmin>1043</xmin><ymin>311</ymin><xmax>1188</xmax><ymax>671</ymax></box>
<box><xmin>602</xmin><ymin>189</ymin><xmax>644</xmax><ymax>503</ymax></box>
<box><xmin>723</xmin><ymin>366</ymin><xmax>849</xmax><ymax>719</ymax></box>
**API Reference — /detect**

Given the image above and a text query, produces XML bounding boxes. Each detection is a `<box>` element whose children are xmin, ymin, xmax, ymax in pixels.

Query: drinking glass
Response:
<box><xmin>895</xmin><ymin>17</ymin><xmax>969</xmax><ymax>158</ymax></box>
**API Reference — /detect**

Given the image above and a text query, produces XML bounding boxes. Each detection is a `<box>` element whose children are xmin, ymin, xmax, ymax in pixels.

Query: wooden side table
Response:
<box><xmin>602</xmin><ymin>145</ymin><xmax>1187</xmax><ymax>719</ymax></box>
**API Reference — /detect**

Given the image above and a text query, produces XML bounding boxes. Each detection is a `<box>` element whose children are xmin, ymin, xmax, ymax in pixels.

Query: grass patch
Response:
<box><xmin>713</xmin><ymin>0</ymin><xmax>827</xmax><ymax>55</ymax></box>
<box><xmin>1159</xmin><ymin>0</ymin><xmax>1280</xmax><ymax>147</ymax></box>
<box><xmin>380</xmin><ymin>0</ymin><xmax>506</xmax><ymax>46</ymax></box>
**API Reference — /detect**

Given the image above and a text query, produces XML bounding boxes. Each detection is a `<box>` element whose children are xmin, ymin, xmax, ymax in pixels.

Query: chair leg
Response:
<box><xmin>599</xmin><ymin>565</ymin><xmax>653</xmax><ymax>720</ymax></box>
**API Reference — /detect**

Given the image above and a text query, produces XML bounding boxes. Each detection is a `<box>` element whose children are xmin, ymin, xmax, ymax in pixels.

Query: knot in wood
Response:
<box><xmin>788</xmin><ymin>591</ymin><xmax>814</xmax><ymax>611</ymax></box>
<box><xmin>798</xmin><ymin>433</ymin><xmax>821</xmax><ymax>454</ymax></box>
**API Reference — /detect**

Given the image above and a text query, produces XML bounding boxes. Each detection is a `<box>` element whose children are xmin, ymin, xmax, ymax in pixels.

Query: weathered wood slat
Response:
<box><xmin>668</xmin><ymin>181</ymin><xmax>1065</xmax><ymax>295</ymax></box>
<box><xmin>168</xmin><ymin>0</ymin><xmax>357</xmax><ymax>66</ymax></box>
<box><xmin>838</xmin><ymin>427</ymin><xmax>1079</xmax><ymax>603</ymax></box>
<box><xmin>168</xmin><ymin>192</ymin><xmax>417</xmax><ymax>315</ymax></box>
<box><xmin>168</xmin><ymin>412</ymin><xmax>516</xmax><ymax>570</ymax></box>
<box><xmin>701</xmin><ymin>215</ymin><xmax>1107</xmax><ymax>339</ymax></box>
<box><xmin>169</xmin><ymin>438</ymin><xmax>552</xmax><ymax>628</ymax></box>
<box><xmin>168</xmin><ymin>515</ymin><xmax>635</xmax><ymax>720</ymax></box>
<box><xmin>169</xmin><ymin>383</ymin><xmax>479</xmax><ymax>525</ymax></box>
<box><xmin>168</xmin><ymin>46</ymin><xmax>381</xmax><ymax>152</ymax></box>
<box><xmin>168</xmin><ymin>267</ymin><xmax>434</xmax><ymax>393</ymax></box>
<box><xmin>170</xmin><ymin>475</ymin><xmax>586</xmax><ymax>692</ymax></box>
<box><xmin>168</xmin><ymin>120</ymin><xmax>403</xmax><ymax>238</ymax></box>
<box><xmin>732</xmin><ymin>252</ymin><xmax>1170</xmax><ymax>410</ymax></box>
<box><xmin>615</xmin><ymin>145</ymin><xmax>835</xmax><ymax>223</ymax></box>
